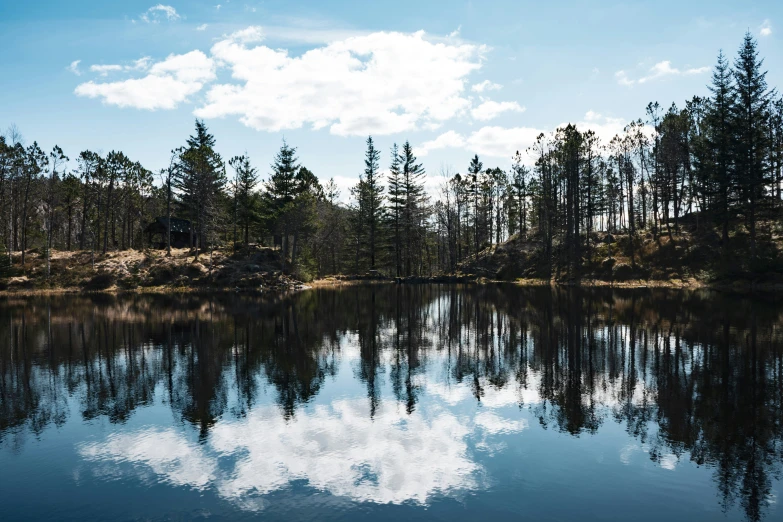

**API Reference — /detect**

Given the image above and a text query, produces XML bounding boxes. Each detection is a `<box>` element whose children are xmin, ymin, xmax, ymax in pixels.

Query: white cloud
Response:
<box><xmin>448</xmin><ymin>25</ymin><xmax>462</xmax><ymax>38</ymax></box>
<box><xmin>584</xmin><ymin>110</ymin><xmax>600</xmax><ymax>121</ymax></box>
<box><xmin>418</xmin><ymin>111</ymin><xmax>628</xmax><ymax>160</ymax></box>
<box><xmin>215</xmin><ymin>4</ymin><xmax>222</xmax><ymax>10</ymax></box>
<box><xmin>471</xmin><ymin>100</ymin><xmax>525</xmax><ymax>121</ymax></box>
<box><xmin>75</xmin><ymin>50</ymin><xmax>215</xmax><ymax>110</ymax></box>
<box><xmin>196</xmin><ymin>28</ymin><xmax>484</xmax><ymax>136</ymax></box>
<box><xmin>760</xmin><ymin>19</ymin><xmax>772</xmax><ymax>37</ymax></box>
<box><xmin>196</xmin><ymin>23</ymin><xmax>208</xmax><ymax>31</ymax></box>
<box><xmin>465</xmin><ymin>126</ymin><xmax>543</xmax><ymax>158</ymax></box>
<box><xmin>225</xmin><ymin>25</ymin><xmax>264</xmax><ymax>44</ymax></box>
<box><xmin>614</xmin><ymin>70</ymin><xmax>634</xmax><ymax>86</ymax></box>
<box><xmin>418</xmin><ymin>126</ymin><xmax>543</xmax><ymax>160</ymax></box>
<box><xmin>90</xmin><ymin>64</ymin><xmax>124</xmax><ymax>76</ymax></box>
<box><xmin>140</xmin><ymin>4</ymin><xmax>181</xmax><ymax>23</ymax></box>
<box><xmin>615</xmin><ymin>60</ymin><xmax>710</xmax><ymax>86</ymax></box>
<box><xmin>75</xmin><ymin>27</ymin><xmax>495</xmax><ymax>136</ymax></box>
<box><xmin>565</xmin><ymin>111</ymin><xmax>627</xmax><ymax>144</ymax></box>
<box><xmin>89</xmin><ymin>57</ymin><xmax>152</xmax><ymax>76</ymax></box>
<box><xmin>418</xmin><ymin>130</ymin><xmax>466</xmax><ymax>156</ymax></box>
<box><xmin>471</xmin><ymin>79</ymin><xmax>502</xmax><ymax>92</ymax></box>
<box><xmin>68</xmin><ymin>60</ymin><xmax>81</xmax><ymax>76</ymax></box>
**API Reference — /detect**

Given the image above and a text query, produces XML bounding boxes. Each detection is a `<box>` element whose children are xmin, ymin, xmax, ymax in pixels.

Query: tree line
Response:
<box><xmin>1</xmin><ymin>33</ymin><xmax>781</xmax><ymax>280</ymax></box>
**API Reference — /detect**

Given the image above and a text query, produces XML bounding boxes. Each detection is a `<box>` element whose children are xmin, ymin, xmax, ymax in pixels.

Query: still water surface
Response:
<box><xmin>1</xmin><ymin>285</ymin><xmax>782</xmax><ymax>521</ymax></box>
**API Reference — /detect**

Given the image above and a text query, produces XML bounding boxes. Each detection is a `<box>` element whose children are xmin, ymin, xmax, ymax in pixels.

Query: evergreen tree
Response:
<box><xmin>386</xmin><ymin>143</ymin><xmax>404</xmax><ymax>276</ymax></box>
<box><xmin>264</xmin><ymin>140</ymin><xmax>300</xmax><ymax>272</ymax></box>
<box><xmin>732</xmin><ymin>32</ymin><xmax>771</xmax><ymax>261</ymax></box>
<box><xmin>399</xmin><ymin>141</ymin><xmax>427</xmax><ymax>276</ymax></box>
<box><xmin>467</xmin><ymin>154</ymin><xmax>483</xmax><ymax>256</ymax></box>
<box><xmin>228</xmin><ymin>154</ymin><xmax>259</xmax><ymax>249</ymax></box>
<box><xmin>360</xmin><ymin>136</ymin><xmax>384</xmax><ymax>270</ymax></box>
<box><xmin>707</xmin><ymin>50</ymin><xmax>736</xmax><ymax>248</ymax></box>
<box><xmin>174</xmin><ymin>120</ymin><xmax>226</xmax><ymax>259</ymax></box>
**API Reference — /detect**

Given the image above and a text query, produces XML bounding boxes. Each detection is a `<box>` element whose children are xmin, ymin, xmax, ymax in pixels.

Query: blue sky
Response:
<box><xmin>1</xmin><ymin>0</ymin><xmax>780</xmax><ymax>196</ymax></box>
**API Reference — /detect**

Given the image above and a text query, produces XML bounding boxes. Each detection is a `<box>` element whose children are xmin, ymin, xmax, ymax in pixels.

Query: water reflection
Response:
<box><xmin>1</xmin><ymin>287</ymin><xmax>782</xmax><ymax>521</ymax></box>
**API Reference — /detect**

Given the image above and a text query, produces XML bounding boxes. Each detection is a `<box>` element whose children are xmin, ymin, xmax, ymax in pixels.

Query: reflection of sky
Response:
<box><xmin>74</xmin><ymin>332</ymin><xmax>659</xmax><ymax>509</ymax></box>
<box><xmin>76</xmin><ymin>340</ymin><xmax>530</xmax><ymax>509</ymax></box>
<box><xmin>78</xmin><ymin>397</ymin><xmax>526</xmax><ymax>508</ymax></box>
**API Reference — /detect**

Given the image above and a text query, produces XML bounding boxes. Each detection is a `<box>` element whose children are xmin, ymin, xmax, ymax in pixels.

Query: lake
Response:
<box><xmin>1</xmin><ymin>285</ymin><xmax>782</xmax><ymax>521</ymax></box>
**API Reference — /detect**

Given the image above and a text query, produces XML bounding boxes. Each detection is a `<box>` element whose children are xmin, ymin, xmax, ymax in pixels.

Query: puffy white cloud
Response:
<box><xmin>615</xmin><ymin>60</ymin><xmax>710</xmax><ymax>86</ymax></box>
<box><xmin>418</xmin><ymin>111</ymin><xmax>629</xmax><ymax>161</ymax></box>
<box><xmin>564</xmin><ymin>111</ymin><xmax>627</xmax><ymax>144</ymax></box>
<box><xmin>471</xmin><ymin>100</ymin><xmax>525</xmax><ymax>121</ymax></box>
<box><xmin>140</xmin><ymin>4</ymin><xmax>180</xmax><ymax>23</ymax></box>
<box><xmin>471</xmin><ymin>79</ymin><xmax>502</xmax><ymax>92</ymax></box>
<box><xmin>196</xmin><ymin>23</ymin><xmax>208</xmax><ymax>31</ymax></box>
<box><xmin>464</xmin><ymin>126</ymin><xmax>543</xmax><ymax>158</ymax></box>
<box><xmin>195</xmin><ymin>28</ymin><xmax>484</xmax><ymax>135</ymax></box>
<box><xmin>418</xmin><ymin>126</ymin><xmax>543</xmax><ymax>160</ymax></box>
<box><xmin>75</xmin><ymin>51</ymin><xmax>215</xmax><ymax>110</ymax></box>
<box><xmin>418</xmin><ymin>130</ymin><xmax>466</xmax><ymax>157</ymax></box>
<box><xmin>75</xmin><ymin>27</ymin><xmax>497</xmax><ymax>135</ymax></box>
<box><xmin>760</xmin><ymin>19</ymin><xmax>773</xmax><ymax>37</ymax></box>
<box><xmin>67</xmin><ymin>59</ymin><xmax>81</xmax><ymax>76</ymax></box>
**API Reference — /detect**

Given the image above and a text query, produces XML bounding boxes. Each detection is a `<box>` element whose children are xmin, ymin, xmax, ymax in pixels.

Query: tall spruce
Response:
<box><xmin>732</xmin><ymin>32</ymin><xmax>771</xmax><ymax>261</ymax></box>
<box><xmin>264</xmin><ymin>140</ymin><xmax>300</xmax><ymax>272</ymax></box>
<box><xmin>399</xmin><ymin>141</ymin><xmax>426</xmax><ymax>276</ymax></box>
<box><xmin>386</xmin><ymin>143</ymin><xmax>404</xmax><ymax>276</ymax></box>
<box><xmin>707</xmin><ymin>50</ymin><xmax>736</xmax><ymax>248</ymax></box>
<box><xmin>174</xmin><ymin>120</ymin><xmax>226</xmax><ymax>259</ymax></box>
<box><xmin>361</xmin><ymin>136</ymin><xmax>384</xmax><ymax>270</ymax></box>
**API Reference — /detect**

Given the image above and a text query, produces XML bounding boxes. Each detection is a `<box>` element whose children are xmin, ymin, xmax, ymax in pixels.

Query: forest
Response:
<box><xmin>1</xmin><ymin>33</ymin><xmax>781</xmax><ymax>284</ymax></box>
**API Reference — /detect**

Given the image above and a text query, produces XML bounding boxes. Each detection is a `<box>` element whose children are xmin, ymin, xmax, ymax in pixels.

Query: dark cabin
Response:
<box><xmin>145</xmin><ymin>217</ymin><xmax>194</xmax><ymax>249</ymax></box>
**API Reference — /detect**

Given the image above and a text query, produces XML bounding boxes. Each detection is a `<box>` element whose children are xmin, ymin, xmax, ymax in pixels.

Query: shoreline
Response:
<box><xmin>0</xmin><ymin>275</ymin><xmax>783</xmax><ymax>299</ymax></box>
<box><xmin>3</xmin><ymin>277</ymin><xmax>772</xmax><ymax>298</ymax></box>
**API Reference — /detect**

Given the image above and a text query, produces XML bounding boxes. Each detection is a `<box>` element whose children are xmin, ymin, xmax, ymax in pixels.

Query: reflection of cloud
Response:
<box><xmin>77</xmin><ymin>397</ymin><xmax>529</xmax><ymax>508</ymax></box>
<box><xmin>475</xmin><ymin>411</ymin><xmax>527</xmax><ymax>435</ymax></box>
<box><xmin>620</xmin><ymin>443</ymin><xmax>639</xmax><ymax>465</ymax></box>
<box><xmin>78</xmin><ymin>428</ymin><xmax>217</xmax><ymax>489</ymax></box>
<box><xmin>212</xmin><ymin>400</ymin><xmax>479</xmax><ymax>504</ymax></box>
<box><xmin>659</xmin><ymin>453</ymin><xmax>678</xmax><ymax>471</ymax></box>
<box><xmin>426</xmin><ymin>377</ymin><xmax>539</xmax><ymax>407</ymax></box>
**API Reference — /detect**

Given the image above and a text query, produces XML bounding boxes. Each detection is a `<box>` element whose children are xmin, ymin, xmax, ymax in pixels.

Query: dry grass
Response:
<box><xmin>0</xmin><ymin>245</ymin><xmax>303</xmax><ymax>295</ymax></box>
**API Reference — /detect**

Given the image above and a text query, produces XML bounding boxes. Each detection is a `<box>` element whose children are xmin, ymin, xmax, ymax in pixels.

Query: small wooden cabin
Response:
<box><xmin>145</xmin><ymin>217</ymin><xmax>194</xmax><ymax>249</ymax></box>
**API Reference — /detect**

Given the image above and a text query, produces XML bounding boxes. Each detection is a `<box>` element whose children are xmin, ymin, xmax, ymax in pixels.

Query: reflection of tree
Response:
<box><xmin>1</xmin><ymin>287</ymin><xmax>783</xmax><ymax>520</ymax></box>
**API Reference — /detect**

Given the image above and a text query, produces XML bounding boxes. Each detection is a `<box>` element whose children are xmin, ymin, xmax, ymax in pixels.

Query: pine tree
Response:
<box><xmin>174</xmin><ymin>120</ymin><xmax>226</xmax><ymax>259</ymax></box>
<box><xmin>467</xmin><ymin>154</ymin><xmax>483</xmax><ymax>256</ymax></box>
<box><xmin>264</xmin><ymin>140</ymin><xmax>300</xmax><ymax>271</ymax></box>
<box><xmin>707</xmin><ymin>50</ymin><xmax>736</xmax><ymax>248</ymax></box>
<box><xmin>386</xmin><ymin>143</ymin><xmax>404</xmax><ymax>276</ymax></box>
<box><xmin>361</xmin><ymin>136</ymin><xmax>384</xmax><ymax>270</ymax></box>
<box><xmin>228</xmin><ymin>154</ymin><xmax>259</xmax><ymax>249</ymax></box>
<box><xmin>732</xmin><ymin>32</ymin><xmax>771</xmax><ymax>261</ymax></box>
<box><xmin>399</xmin><ymin>141</ymin><xmax>426</xmax><ymax>276</ymax></box>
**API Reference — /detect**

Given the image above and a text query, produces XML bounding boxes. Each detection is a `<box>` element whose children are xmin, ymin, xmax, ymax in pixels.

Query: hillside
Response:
<box><xmin>0</xmin><ymin>246</ymin><xmax>303</xmax><ymax>294</ymax></box>
<box><xmin>456</xmin><ymin>224</ymin><xmax>783</xmax><ymax>290</ymax></box>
